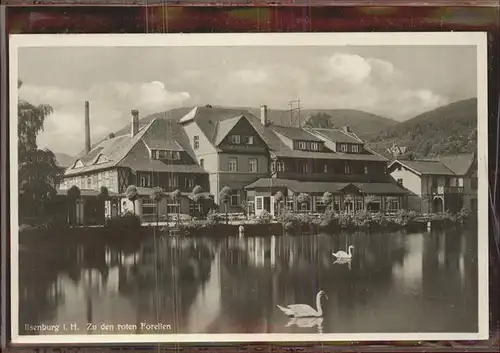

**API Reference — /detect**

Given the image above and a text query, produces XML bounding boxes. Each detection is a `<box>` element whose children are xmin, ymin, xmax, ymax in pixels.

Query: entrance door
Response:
<box><xmin>263</xmin><ymin>197</ymin><xmax>271</xmax><ymax>213</ymax></box>
<box><xmin>255</xmin><ymin>196</ymin><xmax>264</xmax><ymax>216</ymax></box>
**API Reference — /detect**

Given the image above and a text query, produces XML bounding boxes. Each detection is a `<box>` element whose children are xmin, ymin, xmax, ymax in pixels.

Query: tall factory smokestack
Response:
<box><xmin>131</xmin><ymin>109</ymin><xmax>139</xmax><ymax>137</ymax></box>
<box><xmin>84</xmin><ymin>101</ymin><xmax>91</xmax><ymax>154</ymax></box>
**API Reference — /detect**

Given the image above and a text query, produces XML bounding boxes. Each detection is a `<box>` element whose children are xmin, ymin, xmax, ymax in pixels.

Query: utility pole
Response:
<box><xmin>287</xmin><ymin>97</ymin><xmax>301</xmax><ymax>127</ymax></box>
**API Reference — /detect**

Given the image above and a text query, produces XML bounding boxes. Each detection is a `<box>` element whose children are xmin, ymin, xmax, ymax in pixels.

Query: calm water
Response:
<box><xmin>18</xmin><ymin>229</ymin><xmax>478</xmax><ymax>335</ymax></box>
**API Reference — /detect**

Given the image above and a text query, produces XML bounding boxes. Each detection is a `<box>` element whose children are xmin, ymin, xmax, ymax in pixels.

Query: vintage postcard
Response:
<box><xmin>9</xmin><ymin>32</ymin><xmax>489</xmax><ymax>344</ymax></box>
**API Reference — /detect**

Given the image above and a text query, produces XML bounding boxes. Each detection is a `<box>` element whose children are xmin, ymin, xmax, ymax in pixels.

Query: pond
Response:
<box><xmin>18</xmin><ymin>229</ymin><xmax>478</xmax><ymax>335</ymax></box>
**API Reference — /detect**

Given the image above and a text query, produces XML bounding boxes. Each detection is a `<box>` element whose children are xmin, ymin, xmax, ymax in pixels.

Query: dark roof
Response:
<box><xmin>270</xmin><ymin>125</ymin><xmax>322</xmax><ymax>142</ymax></box>
<box><xmin>244</xmin><ymin>178</ymin><xmax>348</xmax><ymax>193</ymax></box>
<box><xmin>213</xmin><ymin>116</ymin><xmax>245</xmax><ymax>145</ymax></box>
<box><xmin>143</xmin><ymin>137</ymin><xmax>183</xmax><ymax>151</ymax></box>
<box><xmin>311</xmin><ymin>128</ymin><xmax>362</xmax><ymax>144</ymax></box>
<box><xmin>65</xmin><ymin>117</ymin><xmax>205</xmax><ymax>177</ymax></box>
<box><xmin>56</xmin><ymin>188</ymin><xmax>120</xmax><ymax>197</ymax></box>
<box><xmin>390</xmin><ymin>160</ymin><xmax>455</xmax><ymax>176</ymax></box>
<box><xmin>344</xmin><ymin>182</ymin><xmax>409</xmax><ymax>195</ymax></box>
<box><xmin>245</xmin><ymin>178</ymin><xmax>407</xmax><ymax>195</ymax></box>
<box><xmin>423</xmin><ymin>153</ymin><xmax>476</xmax><ymax>176</ymax></box>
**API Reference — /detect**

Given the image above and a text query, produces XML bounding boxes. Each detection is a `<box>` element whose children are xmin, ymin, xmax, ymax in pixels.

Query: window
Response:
<box><xmin>142</xmin><ymin>198</ymin><xmax>156</xmax><ymax>216</ymax></box>
<box><xmin>139</xmin><ymin>173</ymin><xmax>151</xmax><ymax>187</ymax></box>
<box><xmin>458</xmin><ymin>178</ymin><xmax>464</xmax><ymax>187</ymax></box>
<box><xmin>352</xmin><ymin>145</ymin><xmax>359</xmax><ymax>153</ymax></box>
<box><xmin>344</xmin><ymin>162</ymin><xmax>351</xmax><ymax>174</ymax></box>
<box><xmin>298</xmin><ymin>141</ymin><xmax>307</xmax><ymax>150</ymax></box>
<box><xmin>364</xmin><ymin>166</ymin><xmax>369</xmax><ymax>174</ymax></box>
<box><xmin>200</xmin><ymin>158</ymin><xmax>204</xmax><ymax>168</ymax></box>
<box><xmin>228</xmin><ymin>158</ymin><xmax>238</xmax><ymax>172</ymax></box>
<box><xmin>230</xmin><ymin>135</ymin><xmax>241</xmax><ymax>144</ymax></box>
<box><xmin>249</xmin><ymin>158</ymin><xmax>258</xmax><ymax>172</ymax></box>
<box><xmin>154</xmin><ymin>150</ymin><xmax>180</xmax><ymax>160</ymax></box>
<box><xmin>323</xmin><ymin>164</ymin><xmax>328</xmax><ymax>173</ymax></box>
<box><xmin>311</xmin><ymin>142</ymin><xmax>319</xmax><ymax>151</ymax></box>
<box><xmin>397</xmin><ymin>178</ymin><xmax>403</xmax><ymax>186</ymax></box>
<box><xmin>271</xmin><ymin>161</ymin><xmax>276</xmax><ymax>172</ymax></box>
<box><xmin>74</xmin><ymin>160</ymin><xmax>84</xmax><ymax>168</ymax></box>
<box><xmin>390</xmin><ymin>199</ymin><xmax>400</xmax><ymax>211</ymax></box>
<box><xmin>450</xmin><ymin>177</ymin><xmax>457</xmax><ymax>187</ymax></box>
<box><xmin>86</xmin><ymin>177</ymin><xmax>91</xmax><ymax>189</ymax></box>
<box><xmin>230</xmin><ymin>191</ymin><xmax>240</xmax><ymax>207</ymax></box>
<box><xmin>356</xmin><ymin>200</ymin><xmax>363</xmax><ymax>211</ymax></box>
<box><xmin>300</xmin><ymin>162</ymin><xmax>308</xmax><ymax>173</ymax></box>
<box><xmin>277</xmin><ymin>161</ymin><xmax>285</xmax><ymax>172</ymax></box>
<box><xmin>245</xmin><ymin>136</ymin><xmax>254</xmax><ymax>145</ymax></box>
<box><xmin>168</xmin><ymin>176</ymin><xmax>179</xmax><ymax>188</ymax></box>
<box><xmin>432</xmin><ymin>177</ymin><xmax>438</xmax><ymax>188</ymax></box>
<box><xmin>255</xmin><ymin>197</ymin><xmax>263</xmax><ymax>211</ymax></box>
<box><xmin>340</xmin><ymin>144</ymin><xmax>348</xmax><ymax>152</ymax></box>
<box><xmin>185</xmin><ymin>178</ymin><xmax>194</xmax><ymax>188</ymax></box>
<box><xmin>193</xmin><ymin>136</ymin><xmax>199</xmax><ymax>150</ymax></box>
<box><xmin>92</xmin><ymin>174</ymin><xmax>98</xmax><ymax>187</ymax></box>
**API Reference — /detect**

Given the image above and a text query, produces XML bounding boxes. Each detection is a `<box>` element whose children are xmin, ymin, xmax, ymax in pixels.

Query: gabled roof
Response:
<box><xmin>310</xmin><ymin>128</ymin><xmax>363</xmax><ymax>144</ymax></box>
<box><xmin>213</xmin><ymin>115</ymin><xmax>245</xmax><ymax>146</ymax></box>
<box><xmin>270</xmin><ymin>125</ymin><xmax>322</xmax><ymax>142</ymax></box>
<box><xmin>389</xmin><ymin>159</ymin><xmax>455</xmax><ymax>176</ymax></box>
<box><xmin>65</xmin><ymin>117</ymin><xmax>205</xmax><ymax>177</ymax></box>
<box><xmin>423</xmin><ymin>153</ymin><xmax>476</xmax><ymax>176</ymax></box>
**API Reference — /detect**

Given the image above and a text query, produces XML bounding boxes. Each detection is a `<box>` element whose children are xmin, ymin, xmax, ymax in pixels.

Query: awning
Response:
<box><xmin>245</xmin><ymin>178</ymin><xmax>348</xmax><ymax>194</ymax></box>
<box><xmin>342</xmin><ymin>182</ymin><xmax>408</xmax><ymax>195</ymax></box>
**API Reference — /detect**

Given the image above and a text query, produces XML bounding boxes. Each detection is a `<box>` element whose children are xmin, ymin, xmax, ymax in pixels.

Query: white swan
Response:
<box><xmin>334</xmin><ymin>257</ymin><xmax>352</xmax><ymax>270</ymax></box>
<box><xmin>332</xmin><ymin>245</ymin><xmax>354</xmax><ymax>260</ymax></box>
<box><xmin>277</xmin><ymin>290</ymin><xmax>327</xmax><ymax>318</ymax></box>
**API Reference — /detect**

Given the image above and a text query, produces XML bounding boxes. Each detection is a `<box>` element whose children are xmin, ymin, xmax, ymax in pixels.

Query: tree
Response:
<box><xmin>219</xmin><ymin>186</ymin><xmax>232</xmax><ymax>224</ymax></box>
<box><xmin>125</xmin><ymin>185</ymin><xmax>139</xmax><ymax>215</ymax></box>
<box><xmin>191</xmin><ymin>185</ymin><xmax>203</xmax><ymax>218</ymax></box>
<box><xmin>321</xmin><ymin>191</ymin><xmax>334</xmax><ymax>213</ymax></box>
<box><xmin>297</xmin><ymin>193</ymin><xmax>310</xmax><ymax>212</ymax></box>
<box><xmin>274</xmin><ymin>191</ymin><xmax>284</xmax><ymax>216</ymax></box>
<box><xmin>150</xmin><ymin>186</ymin><xmax>165</xmax><ymax>228</ymax></box>
<box><xmin>304</xmin><ymin>112</ymin><xmax>333</xmax><ymax>129</ymax></box>
<box><xmin>98</xmin><ymin>186</ymin><xmax>110</xmax><ymax>224</ymax></box>
<box><xmin>67</xmin><ymin>185</ymin><xmax>81</xmax><ymax>225</ymax></box>
<box><xmin>364</xmin><ymin>194</ymin><xmax>376</xmax><ymax>211</ymax></box>
<box><xmin>170</xmin><ymin>189</ymin><xmax>182</xmax><ymax>225</ymax></box>
<box><xmin>17</xmin><ymin>80</ymin><xmax>63</xmax><ymax>221</ymax></box>
<box><xmin>240</xmin><ymin>200</ymin><xmax>248</xmax><ymax>220</ymax></box>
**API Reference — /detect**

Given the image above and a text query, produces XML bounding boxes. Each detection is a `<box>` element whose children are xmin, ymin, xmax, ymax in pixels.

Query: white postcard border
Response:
<box><xmin>9</xmin><ymin>32</ymin><xmax>489</xmax><ymax>344</ymax></box>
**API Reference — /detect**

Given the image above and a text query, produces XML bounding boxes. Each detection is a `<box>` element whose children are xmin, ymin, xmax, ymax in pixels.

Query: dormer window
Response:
<box><xmin>153</xmin><ymin>150</ymin><xmax>180</xmax><ymax>160</ymax></box>
<box><xmin>311</xmin><ymin>142</ymin><xmax>319</xmax><ymax>151</ymax></box>
<box><xmin>323</xmin><ymin>164</ymin><xmax>328</xmax><ymax>173</ymax></box>
<box><xmin>95</xmin><ymin>155</ymin><xmax>109</xmax><ymax>164</ymax></box>
<box><xmin>298</xmin><ymin>141</ymin><xmax>307</xmax><ymax>150</ymax></box>
<box><xmin>230</xmin><ymin>135</ymin><xmax>241</xmax><ymax>144</ymax></box>
<box><xmin>340</xmin><ymin>144</ymin><xmax>348</xmax><ymax>152</ymax></box>
<box><xmin>353</xmin><ymin>145</ymin><xmax>359</xmax><ymax>153</ymax></box>
<box><xmin>73</xmin><ymin>160</ymin><xmax>84</xmax><ymax>169</ymax></box>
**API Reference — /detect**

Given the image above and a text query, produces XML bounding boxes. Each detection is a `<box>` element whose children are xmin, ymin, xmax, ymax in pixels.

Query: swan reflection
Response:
<box><xmin>334</xmin><ymin>257</ymin><xmax>352</xmax><ymax>270</ymax></box>
<box><xmin>285</xmin><ymin>317</ymin><xmax>324</xmax><ymax>333</ymax></box>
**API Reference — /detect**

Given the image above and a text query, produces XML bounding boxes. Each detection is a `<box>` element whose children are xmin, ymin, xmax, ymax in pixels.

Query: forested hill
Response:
<box><xmin>258</xmin><ymin>108</ymin><xmax>398</xmax><ymax>138</ymax></box>
<box><xmin>365</xmin><ymin>98</ymin><xmax>478</xmax><ymax>159</ymax></box>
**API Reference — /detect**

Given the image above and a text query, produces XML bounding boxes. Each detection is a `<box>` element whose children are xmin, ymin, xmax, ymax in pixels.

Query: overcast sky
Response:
<box><xmin>18</xmin><ymin>45</ymin><xmax>477</xmax><ymax>155</ymax></box>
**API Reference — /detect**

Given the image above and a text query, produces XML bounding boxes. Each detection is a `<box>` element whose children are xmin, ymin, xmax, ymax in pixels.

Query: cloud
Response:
<box><xmin>19</xmin><ymin>81</ymin><xmax>191</xmax><ymax>155</ymax></box>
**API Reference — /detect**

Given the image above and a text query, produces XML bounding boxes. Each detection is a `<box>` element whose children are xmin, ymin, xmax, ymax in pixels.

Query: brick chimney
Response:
<box><xmin>84</xmin><ymin>101</ymin><xmax>91</xmax><ymax>154</ymax></box>
<box><xmin>260</xmin><ymin>105</ymin><xmax>268</xmax><ymax>126</ymax></box>
<box><xmin>131</xmin><ymin>109</ymin><xmax>139</xmax><ymax>137</ymax></box>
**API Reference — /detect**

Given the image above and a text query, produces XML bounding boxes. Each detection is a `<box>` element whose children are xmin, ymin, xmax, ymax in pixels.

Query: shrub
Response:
<box><xmin>257</xmin><ymin>210</ymin><xmax>273</xmax><ymax>224</ymax></box>
<box><xmin>106</xmin><ymin>213</ymin><xmax>141</xmax><ymax>230</ymax></box>
<box><xmin>319</xmin><ymin>210</ymin><xmax>338</xmax><ymax>229</ymax></box>
<box><xmin>456</xmin><ymin>206</ymin><xmax>471</xmax><ymax>224</ymax></box>
<box><xmin>277</xmin><ymin>211</ymin><xmax>301</xmax><ymax>231</ymax></box>
<box><xmin>206</xmin><ymin>210</ymin><xmax>223</xmax><ymax>225</ymax></box>
<box><xmin>371</xmin><ymin>212</ymin><xmax>389</xmax><ymax>227</ymax></box>
<box><xmin>353</xmin><ymin>210</ymin><xmax>372</xmax><ymax>229</ymax></box>
<box><xmin>393</xmin><ymin>209</ymin><xmax>418</xmax><ymax>227</ymax></box>
<box><xmin>338</xmin><ymin>212</ymin><xmax>353</xmax><ymax>229</ymax></box>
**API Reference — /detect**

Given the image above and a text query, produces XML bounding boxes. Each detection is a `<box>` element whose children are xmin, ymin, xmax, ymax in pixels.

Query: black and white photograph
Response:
<box><xmin>9</xmin><ymin>33</ymin><xmax>489</xmax><ymax>344</ymax></box>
